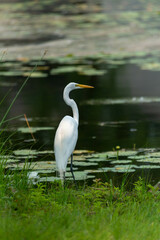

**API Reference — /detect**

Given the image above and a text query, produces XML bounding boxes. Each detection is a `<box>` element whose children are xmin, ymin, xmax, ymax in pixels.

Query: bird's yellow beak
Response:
<box><xmin>76</xmin><ymin>84</ymin><xmax>94</xmax><ymax>88</ymax></box>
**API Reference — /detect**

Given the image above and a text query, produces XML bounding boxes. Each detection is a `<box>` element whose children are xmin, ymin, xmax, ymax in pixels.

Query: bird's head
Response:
<box><xmin>67</xmin><ymin>82</ymin><xmax>94</xmax><ymax>90</ymax></box>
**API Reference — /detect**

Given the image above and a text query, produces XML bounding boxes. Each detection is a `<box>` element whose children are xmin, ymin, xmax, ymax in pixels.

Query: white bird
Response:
<box><xmin>54</xmin><ymin>82</ymin><xmax>94</xmax><ymax>184</ymax></box>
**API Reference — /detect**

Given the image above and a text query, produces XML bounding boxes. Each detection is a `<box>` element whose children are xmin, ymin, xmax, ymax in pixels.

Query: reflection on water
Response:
<box><xmin>1</xmin><ymin>61</ymin><xmax>160</xmax><ymax>184</ymax></box>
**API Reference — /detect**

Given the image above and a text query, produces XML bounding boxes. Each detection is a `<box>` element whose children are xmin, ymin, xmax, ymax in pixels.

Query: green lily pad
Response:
<box><xmin>13</xmin><ymin>149</ymin><xmax>54</xmax><ymax>157</ymax></box>
<box><xmin>38</xmin><ymin>176</ymin><xmax>60</xmax><ymax>182</ymax></box>
<box><xmin>74</xmin><ymin>150</ymin><xmax>94</xmax><ymax>154</ymax></box>
<box><xmin>18</xmin><ymin>127</ymin><xmax>54</xmax><ymax>133</ymax></box>
<box><xmin>0</xmin><ymin>71</ymin><xmax>23</xmax><ymax>76</ymax></box>
<box><xmin>50</xmin><ymin>65</ymin><xmax>106</xmax><ymax>76</ymax></box>
<box><xmin>87</xmin><ymin>151</ymin><xmax>137</xmax><ymax>161</ymax></box>
<box><xmin>65</xmin><ymin>171</ymin><xmax>95</xmax><ymax>180</ymax></box>
<box><xmin>128</xmin><ymin>156</ymin><xmax>146</xmax><ymax>160</ymax></box>
<box><xmin>16</xmin><ymin>156</ymin><xmax>37</xmax><ymax>159</ymax></box>
<box><xmin>110</xmin><ymin>160</ymin><xmax>132</xmax><ymax>164</ymax></box>
<box><xmin>23</xmin><ymin>72</ymin><xmax>48</xmax><ymax>78</ymax></box>
<box><xmin>83</xmin><ymin>97</ymin><xmax>160</xmax><ymax>106</ymax></box>
<box><xmin>106</xmin><ymin>151</ymin><xmax>137</xmax><ymax>158</ymax></box>
<box><xmin>38</xmin><ymin>171</ymin><xmax>95</xmax><ymax>182</ymax></box>
<box><xmin>0</xmin><ymin>157</ymin><xmax>20</xmax><ymax>164</ymax></box>
<box><xmin>84</xmin><ymin>169</ymin><xmax>103</xmax><ymax>173</ymax></box>
<box><xmin>136</xmin><ymin>165</ymin><xmax>160</xmax><ymax>169</ymax></box>
<box><xmin>137</xmin><ymin>158</ymin><xmax>160</xmax><ymax>163</ymax></box>
<box><xmin>6</xmin><ymin>159</ymin><xmax>20</xmax><ymax>163</ymax></box>
<box><xmin>37</xmin><ymin>150</ymin><xmax>54</xmax><ymax>155</ymax></box>
<box><xmin>73</xmin><ymin>161</ymin><xmax>98</xmax><ymax>166</ymax></box>
<box><xmin>111</xmin><ymin>168</ymin><xmax>136</xmax><ymax>173</ymax></box>
<box><xmin>0</xmin><ymin>155</ymin><xmax>14</xmax><ymax>159</ymax></box>
<box><xmin>89</xmin><ymin>152</ymin><xmax>108</xmax><ymax>159</ymax></box>
<box><xmin>78</xmin><ymin>66</ymin><xmax>106</xmax><ymax>76</ymax></box>
<box><xmin>141</xmin><ymin>63</ymin><xmax>160</xmax><ymax>71</ymax></box>
<box><xmin>8</xmin><ymin>161</ymin><xmax>56</xmax><ymax>171</ymax></box>
<box><xmin>66</xmin><ymin>167</ymin><xmax>78</xmax><ymax>171</ymax></box>
<box><xmin>87</xmin><ymin>157</ymin><xmax>110</xmax><ymax>162</ymax></box>
<box><xmin>99</xmin><ymin>165</ymin><xmax>136</xmax><ymax>173</ymax></box>
<box><xmin>50</xmin><ymin>66</ymin><xmax>80</xmax><ymax>75</ymax></box>
<box><xmin>147</xmin><ymin>152</ymin><xmax>160</xmax><ymax>157</ymax></box>
<box><xmin>114</xmin><ymin>164</ymin><xmax>137</xmax><ymax>169</ymax></box>
<box><xmin>29</xmin><ymin>169</ymin><xmax>55</xmax><ymax>174</ymax></box>
<box><xmin>13</xmin><ymin>149</ymin><xmax>37</xmax><ymax>156</ymax></box>
<box><xmin>69</xmin><ymin>155</ymin><xmax>86</xmax><ymax>161</ymax></box>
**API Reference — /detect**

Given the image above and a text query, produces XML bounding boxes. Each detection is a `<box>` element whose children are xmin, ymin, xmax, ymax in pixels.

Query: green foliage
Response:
<box><xmin>0</xmin><ymin>159</ymin><xmax>159</xmax><ymax>240</ymax></box>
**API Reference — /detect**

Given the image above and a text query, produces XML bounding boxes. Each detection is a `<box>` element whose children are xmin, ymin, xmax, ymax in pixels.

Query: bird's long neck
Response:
<box><xmin>63</xmin><ymin>87</ymin><xmax>79</xmax><ymax>125</ymax></box>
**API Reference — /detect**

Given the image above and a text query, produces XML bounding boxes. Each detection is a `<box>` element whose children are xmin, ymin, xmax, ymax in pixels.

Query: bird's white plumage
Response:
<box><xmin>54</xmin><ymin>115</ymin><xmax>78</xmax><ymax>176</ymax></box>
<box><xmin>54</xmin><ymin>82</ymin><xmax>93</xmax><ymax>182</ymax></box>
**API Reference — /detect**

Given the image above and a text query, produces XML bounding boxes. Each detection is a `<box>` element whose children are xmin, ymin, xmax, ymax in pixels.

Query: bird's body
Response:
<box><xmin>54</xmin><ymin>82</ymin><xmax>93</xmax><ymax>182</ymax></box>
<box><xmin>54</xmin><ymin>115</ymin><xmax>78</xmax><ymax>179</ymax></box>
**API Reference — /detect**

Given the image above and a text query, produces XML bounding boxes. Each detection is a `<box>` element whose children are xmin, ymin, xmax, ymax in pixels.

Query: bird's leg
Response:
<box><xmin>70</xmin><ymin>154</ymin><xmax>78</xmax><ymax>189</ymax></box>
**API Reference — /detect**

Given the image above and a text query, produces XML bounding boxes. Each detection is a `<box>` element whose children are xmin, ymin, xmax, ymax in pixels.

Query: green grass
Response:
<box><xmin>0</xmin><ymin>161</ymin><xmax>159</xmax><ymax>240</ymax></box>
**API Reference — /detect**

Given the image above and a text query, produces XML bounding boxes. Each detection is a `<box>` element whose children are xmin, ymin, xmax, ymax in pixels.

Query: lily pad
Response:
<box><xmin>6</xmin><ymin>159</ymin><xmax>20</xmax><ymax>163</ymax></box>
<box><xmin>50</xmin><ymin>65</ymin><xmax>106</xmax><ymax>76</ymax></box>
<box><xmin>137</xmin><ymin>158</ymin><xmax>160</xmax><ymax>163</ymax></box>
<box><xmin>18</xmin><ymin>127</ymin><xmax>54</xmax><ymax>133</ymax></box>
<box><xmin>100</xmin><ymin>164</ymin><xmax>136</xmax><ymax>173</ymax></box>
<box><xmin>106</xmin><ymin>150</ymin><xmax>138</xmax><ymax>158</ymax></box>
<box><xmin>73</xmin><ymin>161</ymin><xmax>98</xmax><ymax>166</ymax></box>
<box><xmin>65</xmin><ymin>171</ymin><xmax>95</xmax><ymax>180</ymax></box>
<box><xmin>13</xmin><ymin>149</ymin><xmax>37</xmax><ymax>156</ymax></box>
<box><xmin>78</xmin><ymin>66</ymin><xmax>106</xmax><ymax>76</ymax></box>
<box><xmin>83</xmin><ymin>97</ymin><xmax>160</xmax><ymax>106</ymax></box>
<box><xmin>136</xmin><ymin>165</ymin><xmax>160</xmax><ymax>169</ymax></box>
<box><xmin>37</xmin><ymin>150</ymin><xmax>54</xmax><ymax>155</ymax></box>
<box><xmin>74</xmin><ymin>150</ymin><xmax>94</xmax><ymax>154</ymax></box>
<box><xmin>110</xmin><ymin>160</ymin><xmax>132</xmax><ymax>164</ymax></box>
<box><xmin>69</xmin><ymin>155</ymin><xmax>86</xmax><ymax>161</ymax></box>
<box><xmin>0</xmin><ymin>155</ymin><xmax>14</xmax><ymax>159</ymax></box>
<box><xmin>111</xmin><ymin>168</ymin><xmax>136</xmax><ymax>173</ymax></box>
<box><xmin>87</xmin><ymin>157</ymin><xmax>110</xmax><ymax>162</ymax></box>
<box><xmin>128</xmin><ymin>155</ymin><xmax>146</xmax><ymax>160</ymax></box>
<box><xmin>87</xmin><ymin>151</ymin><xmax>137</xmax><ymax>161</ymax></box>
<box><xmin>0</xmin><ymin>71</ymin><xmax>23</xmax><ymax>76</ymax></box>
<box><xmin>16</xmin><ymin>156</ymin><xmax>37</xmax><ymax>159</ymax></box>
<box><xmin>141</xmin><ymin>63</ymin><xmax>160</xmax><ymax>71</ymax></box>
<box><xmin>50</xmin><ymin>66</ymin><xmax>81</xmax><ymax>74</ymax></box>
<box><xmin>23</xmin><ymin>72</ymin><xmax>48</xmax><ymax>78</ymax></box>
<box><xmin>13</xmin><ymin>149</ymin><xmax>54</xmax><ymax>157</ymax></box>
<box><xmin>29</xmin><ymin>169</ymin><xmax>55</xmax><ymax>174</ymax></box>
<box><xmin>147</xmin><ymin>152</ymin><xmax>160</xmax><ymax>157</ymax></box>
<box><xmin>8</xmin><ymin>161</ymin><xmax>56</xmax><ymax>171</ymax></box>
<box><xmin>38</xmin><ymin>176</ymin><xmax>60</xmax><ymax>182</ymax></box>
<box><xmin>114</xmin><ymin>164</ymin><xmax>137</xmax><ymax>169</ymax></box>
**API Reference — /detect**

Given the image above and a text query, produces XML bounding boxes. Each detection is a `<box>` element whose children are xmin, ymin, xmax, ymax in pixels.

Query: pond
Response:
<box><xmin>0</xmin><ymin>56</ymin><xmax>160</xmax><ymax>186</ymax></box>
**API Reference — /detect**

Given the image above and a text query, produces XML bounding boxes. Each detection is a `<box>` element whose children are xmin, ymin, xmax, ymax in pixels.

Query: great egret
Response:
<box><xmin>54</xmin><ymin>82</ymin><xmax>94</xmax><ymax>184</ymax></box>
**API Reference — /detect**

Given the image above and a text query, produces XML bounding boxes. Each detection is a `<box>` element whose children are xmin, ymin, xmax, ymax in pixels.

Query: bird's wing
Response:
<box><xmin>54</xmin><ymin>116</ymin><xmax>78</xmax><ymax>172</ymax></box>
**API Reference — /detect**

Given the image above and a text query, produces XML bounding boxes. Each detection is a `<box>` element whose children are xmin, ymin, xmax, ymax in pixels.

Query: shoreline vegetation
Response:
<box><xmin>0</xmin><ymin>159</ymin><xmax>159</xmax><ymax>240</ymax></box>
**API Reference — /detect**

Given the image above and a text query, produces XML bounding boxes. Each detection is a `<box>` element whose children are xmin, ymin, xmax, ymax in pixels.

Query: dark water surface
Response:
<box><xmin>1</xmin><ymin>61</ymin><xmax>160</xmax><ymax>185</ymax></box>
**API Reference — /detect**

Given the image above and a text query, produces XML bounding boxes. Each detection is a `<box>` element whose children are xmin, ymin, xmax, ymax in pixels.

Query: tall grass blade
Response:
<box><xmin>0</xmin><ymin>51</ymin><xmax>47</xmax><ymax>127</ymax></box>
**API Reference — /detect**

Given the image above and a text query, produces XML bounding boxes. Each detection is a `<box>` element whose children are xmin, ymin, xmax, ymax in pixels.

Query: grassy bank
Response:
<box><xmin>0</xmin><ymin>161</ymin><xmax>159</xmax><ymax>240</ymax></box>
